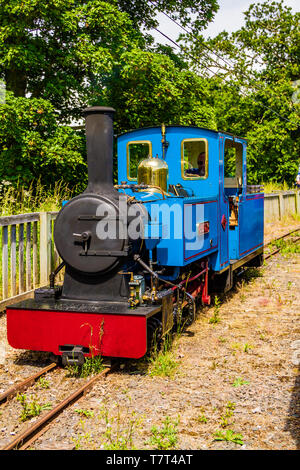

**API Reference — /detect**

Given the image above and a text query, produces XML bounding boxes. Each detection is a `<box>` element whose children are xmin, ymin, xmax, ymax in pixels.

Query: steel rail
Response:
<box><xmin>2</xmin><ymin>366</ymin><xmax>113</xmax><ymax>450</ymax></box>
<box><xmin>265</xmin><ymin>236</ymin><xmax>300</xmax><ymax>260</ymax></box>
<box><xmin>264</xmin><ymin>227</ymin><xmax>300</xmax><ymax>260</ymax></box>
<box><xmin>0</xmin><ymin>362</ymin><xmax>57</xmax><ymax>404</ymax></box>
<box><xmin>264</xmin><ymin>227</ymin><xmax>300</xmax><ymax>250</ymax></box>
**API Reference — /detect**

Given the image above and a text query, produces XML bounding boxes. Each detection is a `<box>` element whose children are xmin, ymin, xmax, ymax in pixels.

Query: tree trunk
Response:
<box><xmin>5</xmin><ymin>68</ymin><xmax>27</xmax><ymax>97</ymax></box>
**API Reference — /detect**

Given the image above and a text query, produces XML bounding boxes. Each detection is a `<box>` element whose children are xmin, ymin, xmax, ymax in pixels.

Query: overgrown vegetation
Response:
<box><xmin>0</xmin><ymin>93</ymin><xmax>87</xmax><ymax>188</ymax></box>
<box><xmin>0</xmin><ymin>179</ymin><xmax>77</xmax><ymax>216</ymax></box>
<box><xmin>268</xmin><ymin>234</ymin><xmax>300</xmax><ymax>257</ymax></box>
<box><xmin>147</xmin><ymin>334</ymin><xmax>180</xmax><ymax>379</ymax></box>
<box><xmin>66</xmin><ymin>354</ymin><xmax>104</xmax><ymax>378</ymax></box>
<box><xmin>232</xmin><ymin>377</ymin><xmax>250</xmax><ymax>387</ymax></box>
<box><xmin>72</xmin><ymin>400</ymin><xmax>143</xmax><ymax>450</ymax></box>
<box><xmin>209</xmin><ymin>295</ymin><xmax>221</xmax><ymax>324</ymax></box>
<box><xmin>213</xmin><ymin>429</ymin><xmax>244</xmax><ymax>446</ymax></box>
<box><xmin>147</xmin><ymin>416</ymin><xmax>180</xmax><ymax>450</ymax></box>
<box><xmin>16</xmin><ymin>393</ymin><xmax>52</xmax><ymax>422</ymax></box>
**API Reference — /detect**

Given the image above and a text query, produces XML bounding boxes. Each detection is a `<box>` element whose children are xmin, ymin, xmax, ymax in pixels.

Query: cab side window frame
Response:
<box><xmin>127</xmin><ymin>140</ymin><xmax>152</xmax><ymax>181</ymax></box>
<box><xmin>181</xmin><ymin>138</ymin><xmax>209</xmax><ymax>180</ymax></box>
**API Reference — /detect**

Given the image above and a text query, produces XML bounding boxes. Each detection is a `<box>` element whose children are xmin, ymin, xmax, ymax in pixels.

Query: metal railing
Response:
<box><xmin>0</xmin><ymin>212</ymin><xmax>59</xmax><ymax>310</ymax></box>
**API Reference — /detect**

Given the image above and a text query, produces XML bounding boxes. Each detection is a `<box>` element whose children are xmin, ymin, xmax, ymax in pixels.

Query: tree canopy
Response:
<box><xmin>0</xmin><ymin>93</ymin><xmax>86</xmax><ymax>187</ymax></box>
<box><xmin>183</xmin><ymin>0</ymin><xmax>300</xmax><ymax>184</ymax></box>
<box><xmin>0</xmin><ymin>0</ymin><xmax>218</xmax><ymax>121</ymax></box>
<box><xmin>0</xmin><ymin>0</ymin><xmax>299</xmax><ymax>187</ymax></box>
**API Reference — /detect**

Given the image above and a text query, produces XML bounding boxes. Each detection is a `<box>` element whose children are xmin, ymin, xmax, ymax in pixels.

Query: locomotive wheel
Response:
<box><xmin>182</xmin><ymin>299</ymin><xmax>195</xmax><ymax>327</ymax></box>
<box><xmin>172</xmin><ymin>304</ymin><xmax>183</xmax><ymax>332</ymax></box>
<box><xmin>147</xmin><ymin>317</ymin><xmax>163</xmax><ymax>353</ymax></box>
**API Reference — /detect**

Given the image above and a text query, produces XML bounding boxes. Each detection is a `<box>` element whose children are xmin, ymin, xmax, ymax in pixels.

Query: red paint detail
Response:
<box><xmin>239</xmin><ymin>243</ymin><xmax>263</xmax><ymax>257</ymax></box>
<box><xmin>184</xmin><ymin>244</ymin><xmax>218</xmax><ymax>261</ymax></box>
<box><xmin>185</xmin><ymin>261</ymin><xmax>210</xmax><ymax>306</ymax></box>
<box><xmin>197</xmin><ymin>221</ymin><xmax>210</xmax><ymax>236</ymax></box>
<box><xmin>201</xmin><ymin>262</ymin><xmax>211</xmax><ymax>305</ymax></box>
<box><xmin>6</xmin><ymin>309</ymin><xmax>147</xmax><ymax>359</ymax></box>
<box><xmin>246</xmin><ymin>196</ymin><xmax>264</xmax><ymax>200</ymax></box>
<box><xmin>221</xmin><ymin>214</ymin><xmax>227</xmax><ymax>230</ymax></box>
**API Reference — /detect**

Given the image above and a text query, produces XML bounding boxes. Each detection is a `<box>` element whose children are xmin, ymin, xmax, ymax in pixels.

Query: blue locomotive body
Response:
<box><xmin>117</xmin><ymin>126</ymin><xmax>264</xmax><ymax>280</ymax></box>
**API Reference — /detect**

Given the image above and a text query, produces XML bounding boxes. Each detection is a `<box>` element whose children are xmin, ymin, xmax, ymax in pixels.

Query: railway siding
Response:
<box><xmin>31</xmin><ymin>241</ymin><xmax>300</xmax><ymax>449</ymax></box>
<box><xmin>0</xmin><ymin>231</ymin><xmax>299</xmax><ymax>450</ymax></box>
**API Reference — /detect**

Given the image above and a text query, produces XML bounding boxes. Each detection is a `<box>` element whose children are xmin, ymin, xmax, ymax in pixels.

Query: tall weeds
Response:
<box><xmin>0</xmin><ymin>179</ymin><xmax>78</xmax><ymax>215</ymax></box>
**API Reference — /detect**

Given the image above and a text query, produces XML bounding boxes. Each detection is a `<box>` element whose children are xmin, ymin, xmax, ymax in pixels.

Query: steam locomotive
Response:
<box><xmin>6</xmin><ymin>107</ymin><xmax>264</xmax><ymax>365</ymax></box>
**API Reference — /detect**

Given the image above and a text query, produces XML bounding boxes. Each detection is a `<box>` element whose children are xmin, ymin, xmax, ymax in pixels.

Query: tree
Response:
<box><xmin>0</xmin><ymin>0</ymin><xmax>218</xmax><ymax>121</ymax></box>
<box><xmin>183</xmin><ymin>1</ymin><xmax>300</xmax><ymax>185</ymax></box>
<box><xmin>117</xmin><ymin>0</ymin><xmax>218</xmax><ymax>31</ymax></box>
<box><xmin>105</xmin><ymin>49</ymin><xmax>217</xmax><ymax>134</ymax></box>
<box><xmin>0</xmin><ymin>93</ymin><xmax>87</xmax><ymax>187</ymax></box>
<box><xmin>0</xmin><ymin>1</ymin><xmax>141</xmax><ymax>121</ymax></box>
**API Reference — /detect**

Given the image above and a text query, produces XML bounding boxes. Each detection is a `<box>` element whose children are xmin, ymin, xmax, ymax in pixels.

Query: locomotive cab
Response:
<box><xmin>118</xmin><ymin>124</ymin><xmax>264</xmax><ymax>280</ymax></box>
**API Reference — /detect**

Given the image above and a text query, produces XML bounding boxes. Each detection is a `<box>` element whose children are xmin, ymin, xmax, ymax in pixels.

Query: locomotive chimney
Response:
<box><xmin>83</xmin><ymin>106</ymin><xmax>116</xmax><ymax>193</ymax></box>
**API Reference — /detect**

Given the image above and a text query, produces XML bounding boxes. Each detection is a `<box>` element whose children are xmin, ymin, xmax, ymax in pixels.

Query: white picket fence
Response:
<box><xmin>0</xmin><ymin>212</ymin><xmax>59</xmax><ymax>310</ymax></box>
<box><xmin>264</xmin><ymin>190</ymin><xmax>300</xmax><ymax>221</ymax></box>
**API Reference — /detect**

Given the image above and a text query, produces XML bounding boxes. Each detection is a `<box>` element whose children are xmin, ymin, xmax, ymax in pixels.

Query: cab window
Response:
<box><xmin>181</xmin><ymin>139</ymin><xmax>208</xmax><ymax>179</ymax></box>
<box><xmin>127</xmin><ymin>141</ymin><xmax>152</xmax><ymax>180</ymax></box>
<box><xmin>224</xmin><ymin>140</ymin><xmax>243</xmax><ymax>188</ymax></box>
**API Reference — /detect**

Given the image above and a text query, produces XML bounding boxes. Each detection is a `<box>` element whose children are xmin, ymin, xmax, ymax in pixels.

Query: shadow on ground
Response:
<box><xmin>285</xmin><ymin>365</ymin><xmax>300</xmax><ymax>449</ymax></box>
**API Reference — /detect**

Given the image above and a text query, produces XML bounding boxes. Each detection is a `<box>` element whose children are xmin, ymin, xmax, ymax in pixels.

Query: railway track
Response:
<box><xmin>1</xmin><ymin>364</ymin><xmax>115</xmax><ymax>450</ymax></box>
<box><xmin>1</xmin><ymin>226</ymin><xmax>299</xmax><ymax>451</ymax></box>
<box><xmin>0</xmin><ymin>362</ymin><xmax>58</xmax><ymax>405</ymax></box>
<box><xmin>264</xmin><ymin>227</ymin><xmax>300</xmax><ymax>260</ymax></box>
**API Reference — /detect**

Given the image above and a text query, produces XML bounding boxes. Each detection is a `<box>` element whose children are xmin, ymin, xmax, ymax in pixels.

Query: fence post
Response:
<box><xmin>278</xmin><ymin>194</ymin><xmax>284</xmax><ymax>220</ymax></box>
<box><xmin>295</xmin><ymin>190</ymin><xmax>300</xmax><ymax>215</ymax></box>
<box><xmin>39</xmin><ymin>212</ymin><xmax>52</xmax><ymax>286</ymax></box>
<box><xmin>2</xmin><ymin>226</ymin><xmax>8</xmax><ymax>300</ymax></box>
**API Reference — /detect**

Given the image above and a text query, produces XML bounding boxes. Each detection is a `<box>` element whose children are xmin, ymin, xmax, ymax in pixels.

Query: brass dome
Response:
<box><xmin>137</xmin><ymin>156</ymin><xmax>168</xmax><ymax>192</ymax></box>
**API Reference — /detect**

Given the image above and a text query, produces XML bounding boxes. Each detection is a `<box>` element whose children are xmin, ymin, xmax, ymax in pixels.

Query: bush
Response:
<box><xmin>0</xmin><ymin>93</ymin><xmax>87</xmax><ymax>188</ymax></box>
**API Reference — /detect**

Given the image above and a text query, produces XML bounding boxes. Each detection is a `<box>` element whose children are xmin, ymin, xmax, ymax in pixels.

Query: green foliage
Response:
<box><xmin>269</xmin><ymin>235</ymin><xmax>300</xmax><ymax>257</ymax></box>
<box><xmin>209</xmin><ymin>295</ymin><xmax>221</xmax><ymax>324</ymax></box>
<box><xmin>16</xmin><ymin>393</ymin><xmax>52</xmax><ymax>421</ymax></box>
<box><xmin>184</xmin><ymin>1</ymin><xmax>300</xmax><ymax>185</ymax></box>
<box><xmin>0</xmin><ymin>179</ymin><xmax>77</xmax><ymax>216</ymax></box>
<box><xmin>148</xmin><ymin>343</ymin><xmax>179</xmax><ymax>379</ymax></box>
<box><xmin>0</xmin><ymin>0</ymin><xmax>218</xmax><ymax>121</ymax></box>
<box><xmin>0</xmin><ymin>0</ymin><xmax>297</xmax><ymax>188</ymax></box>
<box><xmin>75</xmin><ymin>409</ymin><xmax>95</xmax><ymax>418</ymax></box>
<box><xmin>0</xmin><ymin>93</ymin><xmax>87</xmax><ymax>188</ymax></box>
<box><xmin>106</xmin><ymin>49</ymin><xmax>217</xmax><ymax>134</ymax></box>
<box><xmin>232</xmin><ymin>377</ymin><xmax>250</xmax><ymax>387</ymax></box>
<box><xmin>0</xmin><ymin>0</ymin><xmax>141</xmax><ymax>119</ymax></box>
<box><xmin>147</xmin><ymin>416</ymin><xmax>179</xmax><ymax>450</ymax></box>
<box><xmin>117</xmin><ymin>0</ymin><xmax>219</xmax><ymax>32</ymax></box>
<box><xmin>66</xmin><ymin>354</ymin><xmax>104</xmax><ymax>378</ymax></box>
<box><xmin>36</xmin><ymin>377</ymin><xmax>50</xmax><ymax>389</ymax></box>
<box><xmin>213</xmin><ymin>429</ymin><xmax>244</xmax><ymax>446</ymax></box>
<box><xmin>219</xmin><ymin>402</ymin><xmax>236</xmax><ymax>428</ymax></box>
<box><xmin>197</xmin><ymin>414</ymin><xmax>208</xmax><ymax>424</ymax></box>
<box><xmin>99</xmin><ymin>403</ymin><xmax>142</xmax><ymax>450</ymax></box>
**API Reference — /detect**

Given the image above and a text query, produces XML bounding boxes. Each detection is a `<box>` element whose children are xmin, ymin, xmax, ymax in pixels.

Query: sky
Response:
<box><xmin>152</xmin><ymin>0</ymin><xmax>299</xmax><ymax>44</ymax></box>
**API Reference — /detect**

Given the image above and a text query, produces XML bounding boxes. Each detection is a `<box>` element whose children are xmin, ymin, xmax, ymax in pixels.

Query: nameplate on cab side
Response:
<box><xmin>196</xmin><ymin>221</ymin><xmax>210</xmax><ymax>236</ymax></box>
